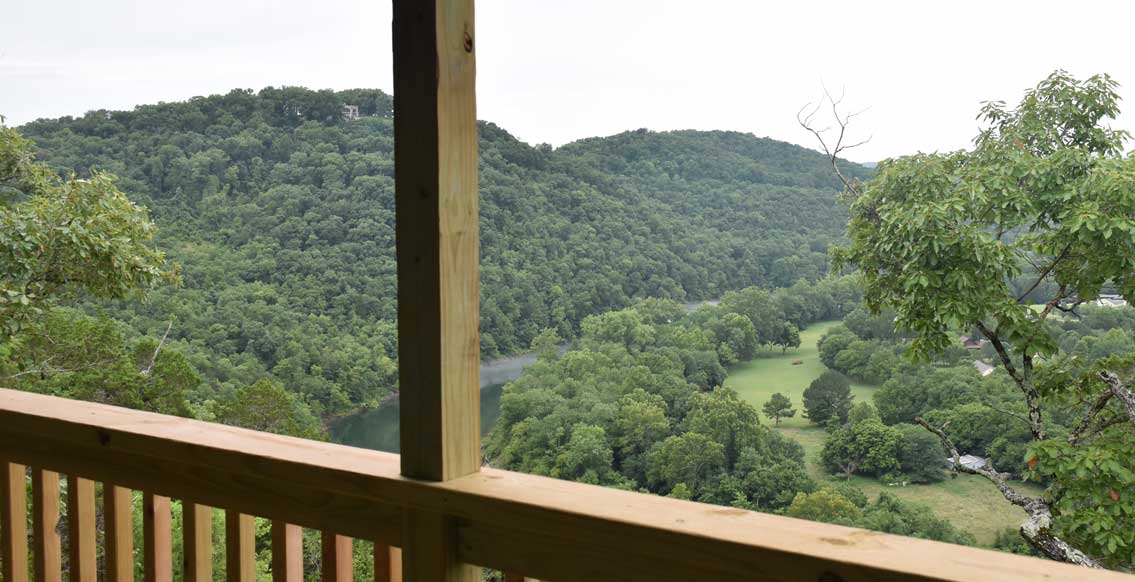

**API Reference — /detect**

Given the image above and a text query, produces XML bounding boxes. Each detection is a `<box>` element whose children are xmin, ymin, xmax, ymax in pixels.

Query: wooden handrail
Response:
<box><xmin>0</xmin><ymin>389</ymin><xmax>1131</xmax><ymax>582</ymax></box>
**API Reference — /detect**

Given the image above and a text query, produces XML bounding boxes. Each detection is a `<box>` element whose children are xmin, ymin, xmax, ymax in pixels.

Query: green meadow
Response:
<box><xmin>724</xmin><ymin>320</ymin><xmax>878</xmax><ymax>425</ymax></box>
<box><xmin>726</xmin><ymin>320</ymin><xmax>1035</xmax><ymax>545</ymax></box>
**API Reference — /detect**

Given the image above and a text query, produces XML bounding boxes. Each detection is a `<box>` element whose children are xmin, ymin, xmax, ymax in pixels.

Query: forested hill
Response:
<box><xmin>18</xmin><ymin>87</ymin><xmax>868</xmax><ymax>416</ymax></box>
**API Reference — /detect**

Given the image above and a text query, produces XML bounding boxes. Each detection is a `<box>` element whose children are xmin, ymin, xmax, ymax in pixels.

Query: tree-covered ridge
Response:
<box><xmin>17</xmin><ymin>87</ymin><xmax>867</xmax><ymax>416</ymax></box>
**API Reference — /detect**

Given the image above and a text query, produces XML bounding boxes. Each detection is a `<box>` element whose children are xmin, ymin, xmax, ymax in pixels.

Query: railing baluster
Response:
<box><xmin>183</xmin><ymin>504</ymin><xmax>212</xmax><ymax>582</ymax></box>
<box><xmin>65</xmin><ymin>478</ymin><xmax>95</xmax><ymax>582</ymax></box>
<box><xmin>373</xmin><ymin>545</ymin><xmax>399</xmax><ymax>582</ymax></box>
<box><xmin>270</xmin><ymin>522</ymin><xmax>301</xmax><ymax>582</ymax></box>
<box><xmin>1</xmin><ymin>462</ymin><xmax>28</xmax><ymax>582</ymax></box>
<box><xmin>142</xmin><ymin>494</ymin><xmax>171</xmax><ymax>582</ymax></box>
<box><xmin>320</xmin><ymin>533</ymin><xmax>350</xmax><ymax>582</ymax></box>
<box><xmin>224</xmin><ymin>511</ymin><xmax>254</xmax><ymax>582</ymax></box>
<box><xmin>103</xmin><ymin>485</ymin><xmax>133</xmax><ymax>582</ymax></box>
<box><xmin>32</xmin><ymin>470</ymin><xmax>61</xmax><ymax>582</ymax></box>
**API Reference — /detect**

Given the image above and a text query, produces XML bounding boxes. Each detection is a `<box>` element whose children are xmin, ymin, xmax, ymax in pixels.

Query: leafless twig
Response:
<box><xmin>797</xmin><ymin>84</ymin><xmax>872</xmax><ymax>197</ymax></box>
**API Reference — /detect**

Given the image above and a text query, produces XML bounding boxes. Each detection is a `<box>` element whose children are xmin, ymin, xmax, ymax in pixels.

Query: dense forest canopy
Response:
<box><xmin>14</xmin><ymin>87</ymin><xmax>866</xmax><ymax>416</ymax></box>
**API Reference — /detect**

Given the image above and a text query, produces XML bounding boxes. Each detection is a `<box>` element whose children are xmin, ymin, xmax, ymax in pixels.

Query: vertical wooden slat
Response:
<box><xmin>224</xmin><ymin>511</ymin><xmax>254</xmax><ymax>582</ymax></box>
<box><xmin>103</xmin><ymin>485</ymin><xmax>133</xmax><ymax>582</ymax></box>
<box><xmin>392</xmin><ymin>0</ymin><xmax>480</xmax><ymax>580</ymax></box>
<box><xmin>182</xmin><ymin>504</ymin><xmax>211</xmax><ymax>582</ymax></box>
<box><xmin>142</xmin><ymin>494</ymin><xmax>171</xmax><ymax>582</ymax></box>
<box><xmin>64</xmin><ymin>477</ymin><xmax>95</xmax><ymax>582</ymax></box>
<box><xmin>32</xmin><ymin>470</ymin><xmax>60</xmax><ymax>582</ymax></box>
<box><xmin>320</xmin><ymin>533</ymin><xmax>350</xmax><ymax>582</ymax></box>
<box><xmin>372</xmin><ymin>545</ymin><xmax>400</xmax><ymax>582</ymax></box>
<box><xmin>1</xmin><ymin>462</ymin><xmax>28</xmax><ymax>582</ymax></box>
<box><xmin>270</xmin><ymin>522</ymin><xmax>301</xmax><ymax>582</ymax></box>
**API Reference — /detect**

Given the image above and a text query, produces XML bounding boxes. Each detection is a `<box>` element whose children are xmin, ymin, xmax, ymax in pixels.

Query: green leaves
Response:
<box><xmin>1</xmin><ymin>127</ymin><xmax>176</xmax><ymax>338</ymax></box>
<box><xmin>834</xmin><ymin>71</ymin><xmax>1135</xmax><ymax>565</ymax></box>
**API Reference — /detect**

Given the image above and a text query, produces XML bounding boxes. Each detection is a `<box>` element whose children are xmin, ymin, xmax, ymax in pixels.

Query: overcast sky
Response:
<box><xmin>3</xmin><ymin>0</ymin><xmax>1133</xmax><ymax>162</ymax></box>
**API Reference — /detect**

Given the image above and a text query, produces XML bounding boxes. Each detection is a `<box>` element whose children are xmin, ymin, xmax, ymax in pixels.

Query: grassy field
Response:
<box><xmin>724</xmin><ymin>320</ymin><xmax>877</xmax><ymax>426</ymax></box>
<box><xmin>726</xmin><ymin>320</ymin><xmax>1035</xmax><ymax>546</ymax></box>
<box><xmin>778</xmin><ymin>424</ymin><xmax>1040</xmax><ymax>545</ymax></box>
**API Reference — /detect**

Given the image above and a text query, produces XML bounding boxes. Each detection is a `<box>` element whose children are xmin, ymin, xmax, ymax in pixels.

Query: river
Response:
<box><xmin>328</xmin><ymin>348</ymin><xmax>556</xmax><ymax>451</ymax></box>
<box><xmin>329</xmin><ymin>298</ymin><xmax>721</xmax><ymax>451</ymax></box>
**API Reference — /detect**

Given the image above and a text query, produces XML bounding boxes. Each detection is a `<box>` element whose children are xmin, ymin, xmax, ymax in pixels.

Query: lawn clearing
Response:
<box><xmin>729</xmin><ymin>320</ymin><xmax>1039</xmax><ymax>546</ymax></box>
<box><xmin>776</xmin><ymin>424</ymin><xmax>1041</xmax><ymax>545</ymax></box>
<box><xmin>725</xmin><ymin>320</ymin><xmax>876</xmax><ymax>427</ymax></box>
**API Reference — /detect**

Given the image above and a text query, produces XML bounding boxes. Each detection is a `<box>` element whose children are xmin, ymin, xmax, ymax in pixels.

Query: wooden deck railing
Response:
<box><xmin>1</xmin><ymin>389</ymin><xmax>1132</xmax><ymax>582</ymax></box>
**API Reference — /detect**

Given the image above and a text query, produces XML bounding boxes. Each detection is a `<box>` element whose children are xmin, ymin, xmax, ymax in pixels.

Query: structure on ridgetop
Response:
<box><xmin>342</xmin><ymin>104</ymin><xmax>360</xmax><ymax>121</ymax></box>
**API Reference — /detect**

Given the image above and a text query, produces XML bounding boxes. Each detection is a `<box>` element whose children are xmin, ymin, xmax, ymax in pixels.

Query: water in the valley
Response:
<box><xmin>330</xmin><ymin>383</ymin><xmax>504</xmax><ymax>452</ymax></box>
<box><xmin>330</xmin><ymin>299</ymin><xmax>718</xmax><ymax>451</ymax></box>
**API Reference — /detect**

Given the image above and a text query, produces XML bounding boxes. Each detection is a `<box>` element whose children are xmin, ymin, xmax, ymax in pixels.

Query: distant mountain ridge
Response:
<box><xmin>18</xmin><ymin>87</ymin><xmax>868</xmax><ymax>415</ymax></box>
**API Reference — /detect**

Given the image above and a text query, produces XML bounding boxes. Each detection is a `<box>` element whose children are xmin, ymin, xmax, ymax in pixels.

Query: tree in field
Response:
<box><xmin>762</xmin><ymin>392</ymin><xmax>796</xmax><ymax>425</ymax></box>
<box><xmin>825</xmin><ymin>71</ymin><xmax>1135</xmax><ymax>568</ymax></box>
<box><xmin>894</xmin><ymin>423</ymin><xmax>946</xmax><ymax>484</ymax></box>
<box><xmin>802</xmin><ymin>370</ymin><xmax>853</xmax><ymax>424</ymax></box>
<box><xmin>846</xmin><ymin>401</ymin><xmax>878</xmax><ymax>425</ymax></box>
<box><xmin>773</xmin><ymin>322</ymin><xmax>801</xmax><ymax>353</ymax></box>
<box><xmin>786</xmin><ymin>486</ymin><xmax>862</xmax><ymax>524</ymax></box>
<box><xmin>820</xmin><ymin>417</ymin><xmax>900</xmax><ymax>479</ymax></box>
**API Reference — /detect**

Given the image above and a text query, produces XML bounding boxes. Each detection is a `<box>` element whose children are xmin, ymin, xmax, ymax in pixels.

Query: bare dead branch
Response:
<box><xmin>915</xmin><ymin>417</ymin><xmax>1103</xmax><ymax>568</ymax></box>
<box><xmin>796</xmin><ymin>88</ymin><xmax>871</xmax><ymax>197</ymax></box>
<box><xmin>1099</xmin><ymin>371</ymin><xmax>1135</xmax><ymax>426</ymax></box>
<box><xmin>141</xmin><ymin>321</ymin><xmax>173</xmax><ymax>377</ymax></box>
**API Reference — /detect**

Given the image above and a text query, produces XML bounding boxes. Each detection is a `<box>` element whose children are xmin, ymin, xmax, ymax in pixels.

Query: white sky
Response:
<box><xmin>2</xmin><ymin>0</ymin><xmax>1133</xmax><ymax>162</ymax></box>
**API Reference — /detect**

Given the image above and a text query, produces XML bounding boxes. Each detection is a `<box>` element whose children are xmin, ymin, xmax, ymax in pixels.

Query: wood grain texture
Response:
<box><xmin>271</xmin><ymin>522</ymin><xmax>301</xmax><ymax>582</ymax></box>
<box><xmin>392</xmin><ymin>0</ymin><xmax>480</xmax><ymax>483</ymax></box>
<box><xmin>1</xmin><ymin>462</ymin><xmax>28</xmax><ymax>582</ymax></box>
<box><xmin>182</xmin><ymin>504</ymin><xmax>212</xmax><ymax>582</ymax></box>
<box><xmin>0</xmin><ymin>389</ymin><xmax>1130</xmax><ymax>582</ymax></box>
<box><xmin>373</xmin><ymin>545</ymin><xmax>400</xmax><ymax>582</ymax></box>
<box><xmin>64</xmin><ymin>477</ymin><xmax>95</xmax><ymax>582</ymax></box>
<box><xmin>31</xmin><ymin>469</ymin><xmax>60</xmax><ymax>582</ymax></box>
<box><xmin>103</xmin><ymin>485</ymin><xmax>133</xmax><ymax>582</ymax></box>
<box><xmin>320</xmin><ymin>533</ymin><xmax>351</xmax><ymax>582</ymax></box>
<box><xmin>401</xmin><ymin>512</ymin><xmax>476</xmax><ymax>582</ymax></box>
<box><xmin>225</xmin><ymin>511</ymin><xmax>255</xmax><ymax>582</ymax></box>
<box><xmin>142</xmin><ymin>494</ymin><xmax>171</xmax><ymax>582</ymax></box>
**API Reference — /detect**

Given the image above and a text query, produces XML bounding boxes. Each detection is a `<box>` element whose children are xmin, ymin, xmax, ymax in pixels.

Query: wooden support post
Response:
<box><xmin>103</xmin><ymin>485</ymin><xmax>133</xmax><ymax>582</ymax></box>
<box><xmin>225</xmin><ymin>511</ymin><xmax>255</xmax><ymax>582</ymax></box>
<box><xmin>320</xmin><ymin>533</ymin><xmax>351</xmax><ymax>582</ymax></box>
<box><xmin>393</xmin><ymin>0</ymin><xmax>480</xmax><ymax>483</ymax></box>
<box><xmin>373</xmin><ymin>545</ymin><xmax>400</xmax><ymax>582</ymax></box>
<box><xmin>393</xmin><ymin>0</ymin><xmax>480</xmax><ymax>579</ymax></box>
<box><xmin>182</xmin><ymin>504</ymin><xmax>212</xmax><ymax>582</ymax></box>
<box><xmin>142</xmin><ymin>494</ymin><xmax>171</xmax><ymax>582</ymax></box>
<box><xmin>1</xmin><ymin>462</ymin><xmax>28</xmax><ymax>582</ymax></box>
<box><xmin>270</xmin><ymin>522</ymin><xmax>301</xmax><ymax>582</ymax></box>
<box><xmin>65</xmin><ymin>477</ymin><xmax>95</xmax><ymax>582</ymax></box>
<box><xmin>32</xmin><ymin>470</ymin><xmax>60</xmax><ymax>582</ymax></box>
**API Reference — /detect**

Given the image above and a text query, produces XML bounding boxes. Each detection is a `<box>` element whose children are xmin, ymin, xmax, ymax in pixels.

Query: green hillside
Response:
<box><xmin>17</xmin><ymin>87</ymin><xmax>867</xmax><ymax>416</ymax></box>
